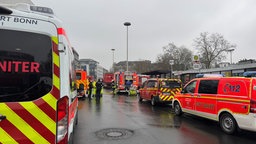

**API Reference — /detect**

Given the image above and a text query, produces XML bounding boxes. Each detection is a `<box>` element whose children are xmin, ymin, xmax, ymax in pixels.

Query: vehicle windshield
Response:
<box><xmin>0</xmin><ymin>29</ymin><xmax>52</xmax><ymax>102</ymax></box>
<box><xmin>76</xmin><ymin>72</ymin><xmax>82</xmax><ymax>80</ymax></box>
<box><xmin>161</xmin><ymin>80</ymin><xmax>181</xmax><ymax>88</ymax></box>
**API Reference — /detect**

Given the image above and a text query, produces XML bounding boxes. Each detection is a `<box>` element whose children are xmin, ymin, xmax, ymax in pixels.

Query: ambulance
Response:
<box><xmin>173</xmin><ymin>74</ymin><xmax>256</xmax><ymax>134</ymax></box>
<box><xmin>0</xmin><ymin>4</ymin><xmax>78</xmax><ymax>144</ymax></box>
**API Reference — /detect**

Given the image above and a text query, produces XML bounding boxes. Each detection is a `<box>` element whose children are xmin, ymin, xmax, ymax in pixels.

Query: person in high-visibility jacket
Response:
<box><xmin>111</xmin><ymin>80</ymin><xmax>117</xmax><ymax>95</ymax></box>
<box><xmin>92</xmin><ymin>80</ymin><xmax>96</xmax><ymax>97</ymax></box>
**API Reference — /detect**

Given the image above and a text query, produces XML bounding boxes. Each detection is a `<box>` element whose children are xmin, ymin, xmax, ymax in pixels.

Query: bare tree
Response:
<box><xmin>194</xmin><ymin>32</ymin><xmax>236</xmax><ymax>68</ymax></box>
<box><xmin>156</xmin><ymin>43</ymin><xmax>193</xmax><ymax>71</ymax></box>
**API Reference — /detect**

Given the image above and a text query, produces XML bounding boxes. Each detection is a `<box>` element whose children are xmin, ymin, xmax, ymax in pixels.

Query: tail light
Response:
<box><xmin>250</xmin><ymin>99</ymin><xmax>256</xmax><ymax>113</ymax></box>
<box><xmin>57</xmin><ymin>96</ymin><xmax>69</xmax><ymax>144</ymax></box>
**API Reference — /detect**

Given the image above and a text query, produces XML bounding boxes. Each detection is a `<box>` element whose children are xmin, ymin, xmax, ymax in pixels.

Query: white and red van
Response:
<box><xmin>173</xmin><ymin>74</ymin><xmax>256</xmax><ymax>134</ymax></box>
<box><xmin>0</xmin><ymin>3</ymin><xmax>78</xmax><ymax>144</ymax></box>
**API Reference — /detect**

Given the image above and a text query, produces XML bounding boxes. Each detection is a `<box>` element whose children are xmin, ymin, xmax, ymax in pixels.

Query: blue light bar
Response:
<box><xmin>243</xmin><ymin>71</ymin><xmax>256</xmax><ymax>77</ymax></box>
<box><xmin>196</xmin><ymin>74</ymin><xmax>224</xmax><ymax>78</ymax></box>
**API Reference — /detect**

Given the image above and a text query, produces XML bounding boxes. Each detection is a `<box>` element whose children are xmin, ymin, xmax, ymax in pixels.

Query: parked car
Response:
<box><xmin>138</xmin><ymin>78</ymin><xmax>182</xmax><ymax>106</ymax></box>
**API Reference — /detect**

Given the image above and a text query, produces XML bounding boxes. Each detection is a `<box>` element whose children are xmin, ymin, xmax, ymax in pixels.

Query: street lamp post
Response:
<box><xmin>111</xmin><ymin>49</ymin><xmax>115</xmax><ymax>72</ymax></box>
<box><xmin>124</xmin><ymin>22</ymin><xmax>131</xmax><ymax>72</ymax></box>
<box><xmin>226</xmin><ymin>49</ymin><xmax>235</xmax><ymax>64</ymax></box>
<box><xmin>169</xmin><ymin>60</ymin><xmax>174</xmax><ymax>78</ymax></box>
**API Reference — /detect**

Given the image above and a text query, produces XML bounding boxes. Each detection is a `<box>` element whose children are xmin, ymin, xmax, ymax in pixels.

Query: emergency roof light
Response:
<box><xmin>30</xmin><ymin>6</ymin><xmax>54</xmax><ymax>14</ymax></box>
<box><xmin>243</xmin><ymin>71</ymin><xmax>256</xmax><ymax>77</ymax></box>
<box><xmin>196</xmin><ymin>73</ymin><xmax>224</xmax><ymax>78</ymax></box>
<box><xmin>0</xmin><ymin>3</ymin><xmax>54</xmax><ymax>15</ymax></box>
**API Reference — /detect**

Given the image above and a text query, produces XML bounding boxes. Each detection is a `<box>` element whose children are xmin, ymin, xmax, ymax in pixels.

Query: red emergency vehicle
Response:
<box><xmin>114</xmin><ymin>71</ymin><xmax>137</xmax><ymax>93</ymax></box>
<box><xmin>103</xmin><ymin>73</ymin><xmax>114</xmax><ymax>89</ymax></box>
<box><xmin>135</xmin><ymin>74</ymin><xmax>150</xmax><ymax>89</ymax></box>
<box><xmin>139</xmin><ymin>78</ymin><xmax>182</xmax><ymax>106</ymax></box>
<box><xmin>76</xmin><ymin>69</ymin><xmax>88</xmax><ymax>98</ymax></box>
<box><xmin>0</xmin><ymin>4</ymin><xmax>78</xmax><ymax>143</ymax></box>
<box><xmin>173</xmin><ymin>74</ymin><xmax>256</xmax><ymax>134</ymax></box>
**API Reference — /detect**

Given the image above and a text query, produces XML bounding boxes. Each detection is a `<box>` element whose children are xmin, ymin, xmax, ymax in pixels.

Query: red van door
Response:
<box><xmin>179</xmin><ymin>80</ymin><xmax>197</xmax><ymax>111</ymax></box>
<box><xmin>195</xmin><ymin>79</ymin><xmax>218</xmax><ymax>117</ymax></box>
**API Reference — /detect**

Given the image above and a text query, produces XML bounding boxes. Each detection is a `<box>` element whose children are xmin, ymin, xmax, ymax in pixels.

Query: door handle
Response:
<box><xmin>0</xmin><ymin>114</ymin><xmax>6</xmax><ymax>121</ymax></box>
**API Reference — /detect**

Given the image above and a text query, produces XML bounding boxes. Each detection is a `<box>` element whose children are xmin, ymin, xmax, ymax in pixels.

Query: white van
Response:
<box><xmin>0</xmin><ymin>4</ymin><xmax>78</xmax><ymax>143</ymax></box>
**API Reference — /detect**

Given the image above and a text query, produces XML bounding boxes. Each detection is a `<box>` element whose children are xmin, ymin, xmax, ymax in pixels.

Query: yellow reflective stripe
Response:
<box><xmin>51</xmin><ymin>36</ymin><xmax>58</xmax><ymax>45</ymax></box>
<box><xmin>42</xmin><ymin>93</ymin><xmax>57</xmax><ymax>110</ymax></box>
<box><xmin>53</xmin><ymin>74</ymin><xmax>60</xmax><ymax>90</ymax></box>
<box><xmin>0</xmin><ymin>128</ymin><xmax>18</xmax><ymax>144</ymax></box>
<box><xmin>53</xmin><ymin>52</ymin><xmax>59</xmax><ymax>67</ymax></box>
<box><xmin>20</xmin><ymin>102</ymin><xmax>56</xmax><ymax>134</ymax></box>
<box><xmin>0</xmin><ymin>104</ymin><xmax>49</xmax><ymax>144</ymax></box>
<box><xmin>168</xmin><ymin>96</ymin><xmax>174</xmax><ymax>101</ymax></box>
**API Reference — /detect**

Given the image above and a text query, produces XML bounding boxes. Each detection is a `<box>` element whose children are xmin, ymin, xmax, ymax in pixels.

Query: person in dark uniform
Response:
<box><xmin>95</xmin><ymin>78</ymin><xmax>103</xmax><ymax>103</ymax></box>
<box><xmin>111</xmin><ymin>80</ymin><xmax>116</xmax><ymax>94</ymax></box>
<box><xmin>88</xmin><ymin>79</ymin><xmax>93</xmax><ymax>100</ymax></box>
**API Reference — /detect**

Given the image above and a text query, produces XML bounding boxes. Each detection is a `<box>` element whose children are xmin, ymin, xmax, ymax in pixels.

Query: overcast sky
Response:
<box><xmin>32</xmin><ymin>0</ymin><xmax>256</xmax><ymax>70</ymax></box>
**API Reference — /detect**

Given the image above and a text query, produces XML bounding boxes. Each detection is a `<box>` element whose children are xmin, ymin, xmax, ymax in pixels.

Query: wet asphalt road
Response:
<box><xmin>73</xmin><ymin>89</ymin><xmax>256</xmax><ymax>144</ymax></box>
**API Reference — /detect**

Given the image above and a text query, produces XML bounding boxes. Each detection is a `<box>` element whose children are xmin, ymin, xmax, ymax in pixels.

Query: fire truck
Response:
<box><xmin>135</xmin><ymin>74</ymin><xmax>150</xmax><ymax>89</ymax></box>
<box><xmin>114</xmin><ymin>71</ymin><xmax>137</xmax><ymax>93</ymax></box>
<box><xmin>0</xmin><ymin>4</ymin><xmax>78</xmax><ymax>144</ymax></box>
<box><xmin>103</xmin><ymin>73</ymin><xmax>114</xmax><ymax>89</ymax></box>
<box><xmin>76</xmin><ymin>69</ymin><xmax>88</xmax><ymax>98</ymax></box>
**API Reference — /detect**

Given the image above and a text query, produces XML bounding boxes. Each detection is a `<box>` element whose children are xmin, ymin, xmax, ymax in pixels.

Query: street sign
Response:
<box><xmin>193</xmin><ymin>63</ymin><xmax>201</xmax><ymax>70</ymax></box>
<box><xmin>169</xmin><ymin>60</ymin><xmax>174</xmax><ymax>65</ymax></box>
<box><xmin>193</xmin><ymin>55</ymin><xmax>199</xmax><ymax>61</ymax></box>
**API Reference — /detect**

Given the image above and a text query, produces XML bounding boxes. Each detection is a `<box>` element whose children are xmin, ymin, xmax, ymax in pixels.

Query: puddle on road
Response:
<box><xmin>148</xmin><ymin>123</ymin><xmax>180</xmax><ymax>128</ymax></box>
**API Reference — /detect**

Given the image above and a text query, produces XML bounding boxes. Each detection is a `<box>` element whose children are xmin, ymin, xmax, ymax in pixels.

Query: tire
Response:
<box><xmin>220</xmin><ymin>113</ymin><xmax>237</xmax><ymax>134</ymax></box>
<box><xmin>174</xmin><ymin>102</ymin><xmax>182</xmax><ymax>116</ymax></box>
<box><xmin>151</xmin><ymin>97</ymin><xmax>156</xmax><ymax>106</ymax></box>
<box><xmin>75</xmin><ymin>112</ymin><xmax>78</xmax><ymax>126</ymax></box>
<box><xmin>138</xmin><ymin>94</ymin><xmax>143</xmax><ymax>102</ymax></box>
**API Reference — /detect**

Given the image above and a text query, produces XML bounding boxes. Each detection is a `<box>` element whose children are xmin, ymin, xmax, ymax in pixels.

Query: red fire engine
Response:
<box><xmin>113</xmin><ymin>71</ymin><xmax>137</xmax><ymax>93</ymax></box>
<box><xmin>103</xmin><ymin>73</ymin><xmax>114</xmax><ymax>89</ymax></box>
<box><xmin>76</xmin><ymin>69</ymin><xmax>88</xmax><ymax>98</ymax></box>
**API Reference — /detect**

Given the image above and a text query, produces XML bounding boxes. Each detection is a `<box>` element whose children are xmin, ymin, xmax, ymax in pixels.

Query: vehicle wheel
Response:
<box><xmin>174</xmin><ymin>102</ymin><xmax>182</xmax><ymax>116</ymax></box>
<box><xmin>75</xmin><ymin>112</ymin><xmax>78</xmax><ymax>126</ymax></box>
<box><xmin>151</xmin><ymin>97</ymin><xmax>156</xmax><ymax>106</ymax></box>
<box><xmin>220</xmin><ymin>113</ymin><xmax>237</xmax><ymax>134</ymax></box>
<box><xmin>138</xmin><ymin>94</ymin><xmax>143</xmax><ymax>102</ymax></box>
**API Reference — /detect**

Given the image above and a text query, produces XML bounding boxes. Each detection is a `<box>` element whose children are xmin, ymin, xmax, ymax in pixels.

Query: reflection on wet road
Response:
<box><xmin>74</xmin><ymin>89</ymin><xmax>256</xmax><ymax>144</ymax></box>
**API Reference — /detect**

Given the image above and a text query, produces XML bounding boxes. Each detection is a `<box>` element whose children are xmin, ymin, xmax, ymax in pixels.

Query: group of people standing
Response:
<box><xmin>87</xmin><ymin>78</ymin><xmax>103</xmax><ymax>102</ymax></box>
